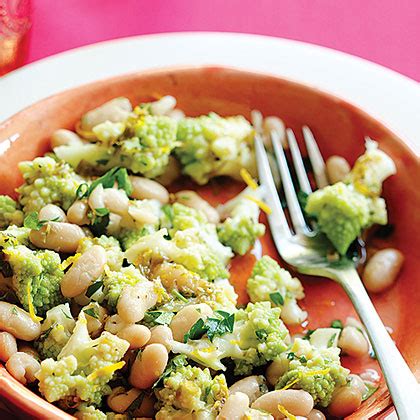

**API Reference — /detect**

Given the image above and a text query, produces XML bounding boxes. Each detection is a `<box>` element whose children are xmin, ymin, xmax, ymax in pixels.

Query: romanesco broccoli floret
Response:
<box><xmin>102</xmin><ymin>265</ymin><xmax>148</xmax><ymax>309</ymax></box>
<box><xmin>247</xmin><ymin>256</ymin><xmax>306</xmax><ymax>324</ymax></box>
<box><xmin>77</xmin><ymin>235</ymin><xmax>123</xmax><ymax>271</ymax></box>
<box><xmin>35</xmin><ymin>303</ymin><xmax>75</xmax><ymax>359</ymax></box>
<box><xmin>74</xmin><ymin>404</ymin><xmax>107</xmax><ymax>420</ymax></box>
<box><xmin>37</xmin><ymin>311</ymin><xmax>129</xmax><ymax>405</ymax></box>
<box><xmin>0</xmin><ymin>225</ymin><xmax>30</xmax><ymax>248</ymax></box>
<box><xmin>346</xmin><ymin>139</ymin><xmax>396</xmax><ymax>197</ymax></box>
<box><xmin>3</xmin><ymin>245</ymin><xmax>65</xmax><ymax>317</ymax></box>
<box><xmin>217</xmin><ymin>187</ymin><xmax>265</xmax><ymax>255</ymax></box>
<box><xmin>125</xmin><ymin>228</ymin><xmax>231</xmax><ymax>281</ymax></box>
<box><xmin>118</xmin><ymin>225</ymin><xmax>155</xmax><ymax>250</ymax></box>
<box><xmin>175</xmin><ymin>113</ymin><xmax>256</xmax><ymax>184</ymax></box>
<box><xmin>155</xmin><ymin>361</ymin><xmax>228</xmax><ymax>419</ymax></box>
<box><xmin>16</xmin><ymin>156</ymin><xmax>84</xmax><ymax>213</ymax></box>
<box><xmin>160</xmin><ymin>202</ymin><xmax>208</xmax><ymax>235</ymax></box>
<box><xmin>305</xmin><ymin>182</ymin><xmax>387</xmax><ymax>254</ymax></box>
<box><xmin>275</xmin><ymin>338</ymin><xmax>349</xmax><ymax>407</ymax></box>
<box><xmin>171</xmin><ymin>302</ymin><xmax>289</xmax><ymax>374</ymax></box>
<box><xmin>56</xmin><ymin>114</ymin><xmax>178</xmax><ymax>179</ymax></box>
<box><xmin>0</xmin><ymin>195</ymin><xmax>24</xmax><ymax>228</ymax></box>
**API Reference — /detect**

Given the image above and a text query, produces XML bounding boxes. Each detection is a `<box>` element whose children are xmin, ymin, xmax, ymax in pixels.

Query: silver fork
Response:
<box><xmin>255</xmin><ymin>127</ymin><xmax>419</xmax><ymax>419</ymax></box>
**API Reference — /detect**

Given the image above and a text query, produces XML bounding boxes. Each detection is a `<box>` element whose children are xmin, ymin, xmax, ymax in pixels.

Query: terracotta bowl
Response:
<box><xmin>0</xmin><ymin>67</ymin><xmax>419</xmax><ymax>419</ymax></box>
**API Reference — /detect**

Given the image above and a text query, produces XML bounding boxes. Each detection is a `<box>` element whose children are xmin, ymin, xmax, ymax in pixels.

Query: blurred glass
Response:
<box><xmin>0</xmin><ymin>0</ymin><xmax>31</xmax><ymax>76</ymax></box>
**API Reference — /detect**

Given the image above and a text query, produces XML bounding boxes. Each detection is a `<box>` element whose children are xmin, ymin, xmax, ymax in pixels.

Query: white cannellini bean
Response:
<box><xmin>338</xmin><ymin>326</ymin><xmax>369</xmax><ymax>358</ymax></box>
<box><xmin>148</xmin><ymin>325</ymin><xmax>173</xmax><ymax>351</ymax></box>
<box><xmin>363</xmin><ymin>248</ymin><xmax>404</xmax><ymax>293</ymax></box>
<box><xmin>51</xmin><ymin>129</ymin><xmax>83</xmax><ymax>148</ymax></box>
<box><xmin>307</xmin><ymin>409</ymin><xmax>326</xmax><ymax>420</ymax></box>
<box><xmin>170</xmin><ymin>303</ymin><xmax>213</xmax><ymax>342</ymax></box>
<box><xmin>88</xmin><ymin>184</ymin><xmax>105</xmax><ymax>210</ymax></box>
<box><xmin>29</xmin><ymin>222</ymin><xmax>86</xmax><ymax>253</ymax></box>
<box><xmin>0</xmin><ymin>302</ymin><xmax>41</xmax><ymax>341</ymax></box>
<box><xmin>81</xmin><ymin>97</ymin><xmax>132</xmax><ymax>131</ymax></box>
<box><xmin>150</xmin><ymin>95</ymin><xmax>177</xmax><ymax>115</ymax></box>
<box><xmin>117</xmin><ymin>324</ymin><xmax>151</xmax><ymax>349</ymax></box>
<box><xmin>266</xmin><ymin>358</ymin><xmax>290</xmax><ymax>387</ymax></box>
<box><xmin>38</xmin><ymin>204</ymin><xmax>67</xmax><ymax>223</ymax></box>
<box><xmin>174</xmin><ymin>190</ymin><xmax>220</xmax><ymax>224</ymax></box>
<box><xmin>103</xmin><ymin>188</ymin><xmax>129</xmax><ymax>216</ymax></box>
<box><xmin>252</xmin><ymin>389</ymin><xmax>314</xmax><ymax>418</ymax></box>
<box><xmin>117</xmin><ymin>282</ymin><xmax>158</xmax><ymax>323</ymax></box>
<box><xmin>326</xmin><ymin>155</ymin><xmax>351</xmax><ymax>184</ymax></box>
<box><xmin>217</xmin><ymin>392</ymin><xmax>250</xmax><ymax>420</ymax></box>
<box><xmin>107</xmin><ymin>213</ymin><xmax>123</xmax><ymax>235</ymax></box>
<box><xmin>229</xmin><ymin>375</ymin><xmax>266</xmax><ymax>403</ymax></box>
<box><xmin>18</xmin><ymin>344</ymin><xmax>39</xmax><ymax>359</ymax></box>
<box><xmin>129</xmin><ymin>176</ymin><xmax>170</xmax><ymax>203</ymax></box>
<box><xmin>128</xmin><ymin>204</ymin><xmax>159</xmax><ymax>225</ymax></box>
<box><xmin>107</xmin><ymin>387</ymin><xmax>142</xmax><ymax>413</ymax></box>
<box><xmin>0</xmin><ymin>332</ymin><xmax>17</xmax><ymax>362</ymax></box>
<box><xmin>6</xmin><ymin>352</ymin><xmax>40</xmax><ymax>384</ymax></box>
<box><xmin>61</xmin><ymin>245</ymin><xmax>107</xmax><ymax>298</ymax></box>
<box><xmin>328</xmin><ymin>385</ymin><xmax>362</xmax><ymax>417</ymax></box>
<box><xmin>67</xmin><ymin>200</ymin><xmax>90</xmax><ymax>225</ymax></box>
<box><xmin>129</xmin><ymin>343</ymin><xmax>168</xmax><ymax>389</ymax></box>
<box><xmin>167</xmin><ymin>109</ymin><xmax>185</xmax><ymax>121</ymax></box>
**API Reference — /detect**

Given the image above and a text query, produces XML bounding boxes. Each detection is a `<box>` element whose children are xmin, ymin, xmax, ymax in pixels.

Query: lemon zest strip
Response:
<box><xmin>59</xmin><ymin>253</ymin><xmax>81</xmax><ymax>271</ymax></box>
<box><xmin>87</xmin><ymin>361</ymin><xmax>125</xmax><ymax>381</ymax></box>
<box><xmin>240</xmin><ymin>168</ymin><xmax>258</xmax><ymax>190</ymax></box>
<box><xmin>277</xmin><ymin>404</ymin><xmax>297</xmax><ymax>420</ymax></box>
<box><xmin>26</xmin><ymin>282</ymin><xmax>43</xmax><ymax>322</ymax></box>
<box><xmin>244</xmin><ymin>195</ymin><xmax>272</xmax><ymax>215</ymax></box>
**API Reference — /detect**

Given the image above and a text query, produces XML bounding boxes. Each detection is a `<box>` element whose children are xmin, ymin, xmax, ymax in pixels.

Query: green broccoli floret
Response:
<box><xmin>55</xmin><ymin>114</ymin><xmax>178</xmax><ymax>179</ymax></box>
<box><xmin>275</xmin><ymin>337</ymin><xmax>349</xmax><ymax>407</ymax></box>
<box><xmin>0</xmin><ymin>225</ymin><xmax>30</xmax><ymax>248</ymax></box>
<box><xmin>160</xmin><ymin>202</ymin><xmax>208</xmax><ymax>235</ymax></box>
<box><xmin>77</xmin><ymin>235</ymin><xmax>124</xmax><ymax>271</ymax></box>
<box><xmin>347</xmin><ymin>139</ymin><xmax>396</xmax><ymax>197</ymax></box>
<box><xmin>16</xmin><ymin>156</ymin><xmax>84</xmax><ymax>213</ymax></box>
<box><xmin>217</xmin><ymin>187</ymin><xmax>265</xmax><ymax>255</ymax></box>
<box><xmin>35</xmin><ymin>303</ymin><xmax>76</xmax><ymax>359</ymax></box>
<box><xmin>3</xmin><ymin>245</ymin><xmax>65</xmax><ymax>317</ymax></box>
<box><xmin>175</xmin><ymin>113</ymin><xmax>256</xmax><ymax>184</ymax></box>
<box><xmin>0</xmin><ymin>195</ymin><xmax>24</xmax><ymax>228</ymax></box>
<box><xmin>305</xmin><ymin>182</ymin><xmax>387</xmax><ymax>254</ymax></box>
<box><xmin>102</xmin><ymin>265</ymin><xmax>149</xmax><ymax>309</ymax></box>
<box><xmin>74</xmin><ymin>404</ymin><xmax>107</xmax><ymax>420</ymax></box>
<box><xmin>125</xmin><ymin>228</ymin><xmax>231</xmax><ymax>281</ymax></box>
<box><xmin>37</xmin><ymin>311</ymin><xmax>129</xmax><ymax>406</ymax></box>
<box><xmin>247</xmin><ymin>256</ymin><xmax>306</xmax><ymax>325</ymax></box>
<box><xmin>171</xmin><ymin>302</ymin><xmax>289</xmax><ymax>375</ymax></box>
<box><xmin>155</xmin><ymin>361</ymin><xmax>228</xmax><ymax>419</ymax></box>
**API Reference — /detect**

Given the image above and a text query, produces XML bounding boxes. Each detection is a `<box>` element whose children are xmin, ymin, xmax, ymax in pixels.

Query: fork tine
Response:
<box><xmin>271</xmin><ymin>130</ymin><xmax>309</xmax><ymax>234</ymax></box>
<box><xmin>302</xmin><ymin>126</ymin><xmax>329</xmax><ymax>188</ymax></box>
<box><xmin>254</xmin><ymin>135</ymin><xmax>291</xmax><ymax>238</ymax></box>
<box><xmin>286</xmin><ymin>129</ymin><xmax>312</xmax><ymax>194</ymax></box>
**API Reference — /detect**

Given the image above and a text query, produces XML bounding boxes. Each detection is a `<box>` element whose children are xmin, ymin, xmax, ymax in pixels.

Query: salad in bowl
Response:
<box><xmin>0</xmin><ymin>90</ymin><xmax>405</xmax><ymax>419</ymax></box>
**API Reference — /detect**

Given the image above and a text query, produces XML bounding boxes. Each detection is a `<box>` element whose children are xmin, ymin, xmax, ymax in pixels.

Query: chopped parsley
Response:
<box><xmin>269</xmin><ymin>291</ymin><xmax>284</xmax><ymax>306</ymax></box>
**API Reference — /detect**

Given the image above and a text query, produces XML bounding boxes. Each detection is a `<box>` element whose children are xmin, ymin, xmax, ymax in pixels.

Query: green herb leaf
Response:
<box><xmin>115</xmin><ymin>167</ymin><xmax>133</xmax><ymax>196</ymax></box>
<box><xmin>60</xmin><ymin>309</ymin><xmax>73</xmax><ymax>320</ymax></box>
<box><xmin>206</xmin><ymin>311</ymin><xmax>234</xmax><ymax>342</ymax></box>
<box><xmin>299</xmin><ymin>356</ymin><xmax>307</xmax><ymax>363</ymax></box>
<box><xmin>287</xmin><ymin>352</ymin><xmax>296</xmax><ymax>360</ymax></box>
<box><xmin>86</xmin><ymin>280</ymin><xmax>103</xmax><ymax>298</ymax></box>
<box><xmin>152</xmin><ymin>354</ymin><xmax>187</xmax><ymax>389</ymax></box>
<box><xmin>96</xmin><ymin>159</ymin><xmax>110</xmax><ymax>166</ymax></box>
<box><xmin>23</xmin><ymin>212</ymin><xmax>60</xmax><ymax>230</ymax></box>
<box><xmin>90</xmin><ymin>212</ymin><xmax>110</xmax><ymax>236</ymax></box>
<box><xmin>255</xmin><ymin>329</ymin><xmax>268</xmax><ymax>341</ymax></box>
<box><xmin>303</xmin><ymin>329</ymin><xmax>315</xmax><ymax>340</ymax></box>
<box><xmin>269</xmin><ymin>291</ymin><xmax>284</xmax><ymax>306</ymax></box>
<box><xmin>184</xmin><ymin>318</ymin><xmax>207</xmax><ymax>343</ymax></box>
<box><xmin>144</xmin><ymin>311</ymin><xmax>174</xmax><ymax>326</ymax></box>
<box><xmin>126</xmin><ymin>391</ymin><xmax>146</xmax><ymax>415</ymax></box>
<box><xmin>172</xmin><ymin>289</ymin><xmax>189</xmax><ymax>303</ymax></box>
<box><xmin>94</xmin><ymin>208</ymin><xmax>110</xmax><ymax>217</ymax></box>
<box><xmin>84</xmin><ymin>307</ymin><xmax>99</xmax><ymax>319</ymax></box>
<box><xmin>87</xmin><ymin>167</ymin><xmax>133</xmax><ymax>198</ymax></box>
<box><xmin>75</xmin><ymin>183</ymin><xmax>89</xmax><ymax>199</ymax></box>
<box><xmin>331</xmin><ymin>319</ymin><xmax>344</xmax><ymax>329</ymax></box>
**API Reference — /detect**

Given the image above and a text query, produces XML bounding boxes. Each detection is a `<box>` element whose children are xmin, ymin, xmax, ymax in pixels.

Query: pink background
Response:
<box><xmin>26</xmin><ymin>0</ymin><xmax>420</xmax><ymax>81</ymax></box>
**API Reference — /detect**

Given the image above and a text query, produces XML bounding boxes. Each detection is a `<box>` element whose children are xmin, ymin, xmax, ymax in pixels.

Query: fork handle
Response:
<box><xmin>339</xmin><ymin>269</ymin><xmax>420</xmax><ymax>419</ymax></box>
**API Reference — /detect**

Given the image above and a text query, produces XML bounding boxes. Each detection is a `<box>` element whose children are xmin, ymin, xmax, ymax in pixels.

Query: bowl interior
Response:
<box><xmin>0</xmin><ymin>66</ymin><xmax>419</xmax><ymax>419</ymax></box>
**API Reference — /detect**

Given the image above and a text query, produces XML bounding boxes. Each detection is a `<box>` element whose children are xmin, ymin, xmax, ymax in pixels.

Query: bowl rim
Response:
<box><xmin>0</xmin><ymin>64</ymin><xmax>411</xmax><ymax>419</ymax></box>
